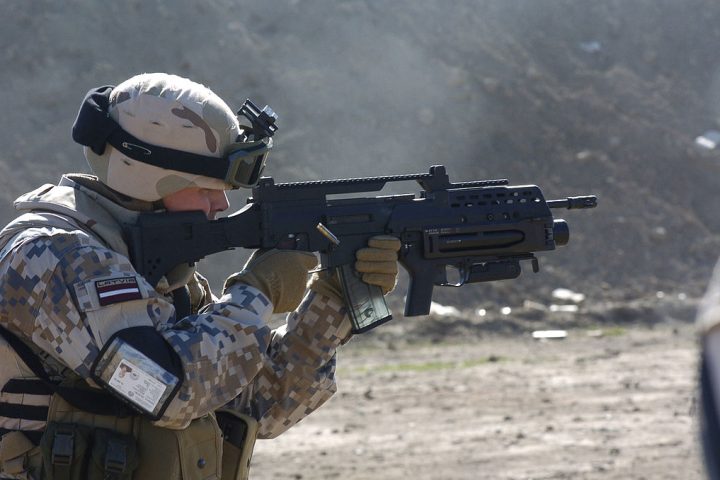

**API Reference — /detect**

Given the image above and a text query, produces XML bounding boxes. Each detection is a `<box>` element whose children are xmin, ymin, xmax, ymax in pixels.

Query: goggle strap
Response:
<box><xmin>105</xmin><ymin>127</ymin><xmax>230</xmax><ymax>180</ymax></box>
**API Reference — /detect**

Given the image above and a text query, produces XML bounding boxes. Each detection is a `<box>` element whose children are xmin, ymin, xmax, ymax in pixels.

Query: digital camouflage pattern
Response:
<box><xmin>0</xmin><ymin>176</ymin><xmax>350</xmax><ymax>435</ymax></box>
<box><xmin>228</xmin><ymin>291</ymin><xmax>350</xmax><ymax>438</ymax></box>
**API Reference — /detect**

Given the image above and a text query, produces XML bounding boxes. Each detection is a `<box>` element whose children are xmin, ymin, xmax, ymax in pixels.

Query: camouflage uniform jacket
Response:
<box><xmin>0</xmin><ymin>175</ymin><xmax>351</xmax><ymax>438</ymax></box>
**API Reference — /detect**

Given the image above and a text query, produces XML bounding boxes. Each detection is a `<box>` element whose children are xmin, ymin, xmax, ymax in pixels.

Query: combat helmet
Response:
<box><xmin>71</xmin><ymin>73</ymin><xmax>275</xmax><ymax>201</ymax></box>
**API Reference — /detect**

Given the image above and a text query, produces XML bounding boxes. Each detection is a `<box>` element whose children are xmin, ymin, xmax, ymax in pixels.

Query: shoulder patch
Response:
<box><xmin>96</xmin><ymin>277</ymin><xmax>142</xmax><ymax>305</ymax></box>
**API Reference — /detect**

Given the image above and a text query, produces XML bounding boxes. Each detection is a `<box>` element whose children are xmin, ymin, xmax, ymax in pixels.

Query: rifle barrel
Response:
<box><xmin>547</xmin><ymin>196</ymin><xmax>598</xmax><ymax>210</ymax></box>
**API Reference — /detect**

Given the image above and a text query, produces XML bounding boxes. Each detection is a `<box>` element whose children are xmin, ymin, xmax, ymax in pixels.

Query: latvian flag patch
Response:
<box><xmin>96</xmin><ymin>277</ymin><xmax>143</xmax><ymax>306</ymax></box>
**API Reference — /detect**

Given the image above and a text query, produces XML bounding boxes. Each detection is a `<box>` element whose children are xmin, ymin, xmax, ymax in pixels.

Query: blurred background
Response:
<box><xmin>1</xmin><ymin>0</ymin><xmax>719</xmax><ymax>325</ymax></box>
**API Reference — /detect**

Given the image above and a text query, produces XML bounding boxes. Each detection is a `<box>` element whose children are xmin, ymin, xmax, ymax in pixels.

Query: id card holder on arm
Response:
<box><xmin>337</xmin><ymin>265</ymin><xmax>392</xmax><ymax>334</ymax></box>
<box><xmin>91</xmin><ymin>327</ymin><xmax>183</xmax><ymax>421</ymax></box>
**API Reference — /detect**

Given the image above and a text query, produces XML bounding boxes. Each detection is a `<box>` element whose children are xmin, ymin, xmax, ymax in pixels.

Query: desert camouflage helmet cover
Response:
<box><xmin>84</xmin><ymin>73</ymin><xmax>241</xmax><ymax>201</ymax></box>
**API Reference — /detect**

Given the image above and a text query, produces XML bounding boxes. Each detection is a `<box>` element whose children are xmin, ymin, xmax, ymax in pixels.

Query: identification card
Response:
<box><xmin>108</xmin><ymin>358</ymin><xmax>167</xmax><ymax>413</ymax></box>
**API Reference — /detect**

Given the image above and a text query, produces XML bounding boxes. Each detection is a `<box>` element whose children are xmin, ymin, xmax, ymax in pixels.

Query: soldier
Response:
<box><xmin>0</xmin><ymin>73</ymin><xmax>401</xmax><ymax>479</ymax></box>
<box><xmin>698</xmin><ymin>263</ymin><xmax>720</xmax><ymax>479</ymax></box>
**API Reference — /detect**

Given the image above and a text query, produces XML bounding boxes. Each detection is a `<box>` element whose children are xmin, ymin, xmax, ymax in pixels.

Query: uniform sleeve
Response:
<box><xmin>0</xmin><ymin>230</ymin><xmax>274</xmax><ymax>429</ymax></box>
<box><xmin>0</xmin><ymin>228</ymin><xmax>352</xmax><ymax>432</ymax></box>
<box><xmin>222</xmin><ymin>290</ymin><xmax>351</xmax><ymax>438</ymax></box>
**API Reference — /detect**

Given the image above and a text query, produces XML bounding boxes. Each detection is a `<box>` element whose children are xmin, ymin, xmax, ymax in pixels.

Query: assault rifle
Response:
<box><xmin>125</xmin><ymin>166</ymin><xmax>596</xmax><ymax>332</ymax></box>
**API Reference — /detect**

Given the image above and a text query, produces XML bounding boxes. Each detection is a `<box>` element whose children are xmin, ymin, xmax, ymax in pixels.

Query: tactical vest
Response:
<box><xmin>0</xmin><ymin>177</ymin><xmax>257</xmax><ymax>480</ymax></box>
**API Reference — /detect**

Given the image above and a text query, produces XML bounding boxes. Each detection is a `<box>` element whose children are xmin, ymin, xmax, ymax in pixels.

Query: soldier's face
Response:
<box><xmin>162</xmin><ymin>187</ymin><xmax>229</xmax><ymax>220</ymax></box>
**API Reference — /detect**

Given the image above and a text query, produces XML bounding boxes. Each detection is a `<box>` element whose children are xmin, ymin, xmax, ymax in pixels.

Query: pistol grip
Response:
<box><xmin>338</xmin><ymin>265</ymin><xmax>392</xmax><ymax>333</ymax></box>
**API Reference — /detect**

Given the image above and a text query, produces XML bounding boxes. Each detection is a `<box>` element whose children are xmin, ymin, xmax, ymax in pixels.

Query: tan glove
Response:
<box><xmin>355</xmin><ymin>235</ymin><xmax>402</xmax><ymax>295</ymax></box>
<box><xmin>307</xmin><ymin>270</ymin><xmax>344</xmax><ymax>303</ymax></box>
<box><xmin>225</xmin><ymin>249</ymin><xmax>318</xmax><ymax>313</ymax></box>
<box><xmin>309</xmin><ymin>235</ymin><xmax>401</xmax><ymax>301</ymax></box>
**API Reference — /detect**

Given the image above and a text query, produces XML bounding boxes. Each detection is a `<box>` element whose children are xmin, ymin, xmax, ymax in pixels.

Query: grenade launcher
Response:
<box><xmin>125</xmin><ymin>165</ymin><xmax>596</xmax><ymax>332</ymax></box>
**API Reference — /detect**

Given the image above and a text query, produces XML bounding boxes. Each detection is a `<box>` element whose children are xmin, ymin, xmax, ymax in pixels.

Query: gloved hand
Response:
<box><xmin>224</xmin><ymin>249</ymin><xmax>318</xmax><ymax>313</ymax></box>
<box><xmin>309</xmin><ymin>235</ymin><xmax>401</xmax><ymax>301</ymax></box>
<box><xmin>355</xmin><ymin>235</ymin><xmax>402</xmax><ymax>294</ymax></box>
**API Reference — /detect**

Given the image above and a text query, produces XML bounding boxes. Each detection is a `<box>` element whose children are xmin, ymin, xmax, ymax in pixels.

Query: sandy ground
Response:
<box><xmin>251</xmin><ymin>323</ymin><xmax>703</xmax><ymax>479</ymax></box>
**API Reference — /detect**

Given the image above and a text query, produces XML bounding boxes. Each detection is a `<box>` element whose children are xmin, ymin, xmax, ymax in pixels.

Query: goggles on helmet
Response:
<box><xmin>224</xmin><ymin>137</ymin><xmax>272</xmax><ymax>188</ymax></box>
<box><xmin>72</xmin><ymin>86</ymin><xmax>277</xmax><ymax>189</ymax></box>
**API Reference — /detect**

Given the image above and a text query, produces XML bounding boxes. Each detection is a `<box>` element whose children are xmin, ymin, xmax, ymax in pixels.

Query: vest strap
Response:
<box><xmin>0</xmin><ymin>324</ymin><xmax>133</xmax><ymax>417</ymax></box>
<box><xmin>2</xmin><ymin>378</ymin><xmax>53</xmax><ymax>395</ymax></box>
<box><xmin>0</xmin><ymin>403</ymin><xmax>48</xmax><ymax>422</ymax></box>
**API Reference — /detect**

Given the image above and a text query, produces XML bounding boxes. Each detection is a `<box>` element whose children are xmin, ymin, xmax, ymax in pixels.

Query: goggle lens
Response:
<box><xmin>225</xmin><ymin>141</ymin><xmax>270</xmax><ymax>188</ymax></box>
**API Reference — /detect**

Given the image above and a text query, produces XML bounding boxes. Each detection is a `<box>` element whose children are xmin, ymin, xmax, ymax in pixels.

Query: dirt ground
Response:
<box><xmin>251</xmin><ymin>322</ymin><xmax>703</xmax><ymax>479</ymax></box>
